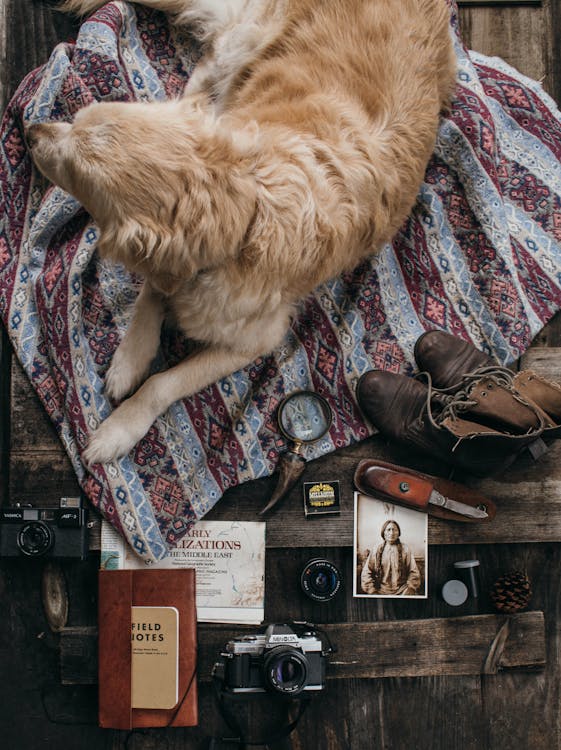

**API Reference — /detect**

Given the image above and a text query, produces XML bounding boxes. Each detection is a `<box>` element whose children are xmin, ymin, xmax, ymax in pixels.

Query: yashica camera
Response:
<box><xmin>215</xmin><ymin>623</ymin><xmax>327</xmax><ymax>697</ymax></box>
<box><xmin>0</xmin><ymin>497</ymin><xmax>89</xmax><ymax>559</ymax></box>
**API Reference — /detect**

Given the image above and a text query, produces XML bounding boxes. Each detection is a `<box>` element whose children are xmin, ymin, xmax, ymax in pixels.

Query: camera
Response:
<box><xmin>300</xmin><ymin>558</ymin><xmax>341</xmax><ymax>602</ymax></box>
<box><xmin>215</xmin><ymin>623</ymin><xmax>328</xmax><ymax>696</ymax></box>
<box><xmin>0</xmin><ymin>497</ymin><xmax>89</xmax><ymax>559</ymax></box>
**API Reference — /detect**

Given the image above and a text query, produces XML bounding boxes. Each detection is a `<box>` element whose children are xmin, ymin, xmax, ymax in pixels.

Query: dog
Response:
<box><xmin>27</xmin><ymin>0</ymin><xmax>456</xmax><ymax>465</ymax></box>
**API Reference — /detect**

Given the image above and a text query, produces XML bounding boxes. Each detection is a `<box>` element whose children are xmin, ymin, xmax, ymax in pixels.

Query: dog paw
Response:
<box><xmin>83</xmin><ymin>420</ymin><xmax>136</xmax><ymax>466</ymax></box>
<box><xmin>105</xmin><ymin>352</ymin><xmax>147</xmax><ymax>402</ymax></box>
<box><xmin>82</xmin><ymin>401</ymin><xmax>156</xmax><ymax>466</ymax></box>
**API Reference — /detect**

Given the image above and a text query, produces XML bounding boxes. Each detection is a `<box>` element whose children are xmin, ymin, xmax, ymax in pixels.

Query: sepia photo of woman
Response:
<box><xmin>354</xmin><ymin>493</ymin><xmax>427</xmax><ymax>598</ymax></box>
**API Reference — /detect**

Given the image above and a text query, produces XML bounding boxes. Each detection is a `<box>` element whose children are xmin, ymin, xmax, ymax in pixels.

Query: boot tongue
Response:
<box><xmin>438</xmin><ymin>374</ymin><xmax>545</xmax><ymax>433</ymax></box>
<box><xmin>514</xmin><ymin>371</ymin><xmax>561</xmax><ymax>425</ymax></box>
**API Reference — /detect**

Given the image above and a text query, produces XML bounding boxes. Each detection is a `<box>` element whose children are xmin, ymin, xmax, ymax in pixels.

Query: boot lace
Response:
<box><xmin>417</xmin><ymin>366</ymin><xmax>543</xmax><ymax>445</ymax></box>
<box><xmin>423</xmin><ymin>365</ymin><xmax>517</xmax><ymax>395</ymax></box>
<box><xmin>415</xmin><ymin>371</ymin><xmax>477</xmax><ymax>430</ymax></box>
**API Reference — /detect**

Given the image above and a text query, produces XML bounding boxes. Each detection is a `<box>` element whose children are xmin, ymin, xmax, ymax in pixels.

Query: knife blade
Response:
<box><xmin>424</xmin><ymin>488</ymin><xmax>487</xmax><ymax>518</ymax></box>
<box><xmin>354</xmin><ymin>462</ymin><xmax>488</xmax><ymax>519</ymax></box>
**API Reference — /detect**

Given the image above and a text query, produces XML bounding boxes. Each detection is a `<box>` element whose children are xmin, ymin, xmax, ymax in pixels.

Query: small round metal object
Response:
<box><xmin>454</xmin><ymin>559</ymin><xmax>481</xmax><ymax>598</ymax></box>
<box><xmin>277</xmin><ymin>391</ymin><xmax>333</xmax><ymax>443</ymax></box>
<box><xmin>399</xmin><ymin>482</ymin><xmax>410</xmax><ymax>493</ymax></box>
<box><xmin>453</xmin><ymin>559</ymin><xmax>480</xmax><ymax>570</ymax></box>
<box><xmin>300</xmin><ymin>558</ymin><xmax>342</xmax><ymax>602</ymax></box>
<box><xmin>441</xmin><ymin>579</ymin><xmax>468</xmax><ymax>606</ymax></box>
<box><xmin>262</xmin><ymin>391</ymin><xmax>334</xmax><ymax>515</ymax></box>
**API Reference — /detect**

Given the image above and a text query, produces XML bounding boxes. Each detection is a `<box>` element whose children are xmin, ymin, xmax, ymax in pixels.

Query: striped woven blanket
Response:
<box><xmin>2</xmin><ymin>1</ymin><xmax>561</xmax><ymax>560</ymax></box>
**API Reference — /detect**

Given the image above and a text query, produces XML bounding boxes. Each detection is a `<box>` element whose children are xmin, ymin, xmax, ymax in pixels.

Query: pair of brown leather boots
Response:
<box><xmin>356</xmin><ymin>331</ymin><xmax>561</xmax><ymax>476</ymax></box>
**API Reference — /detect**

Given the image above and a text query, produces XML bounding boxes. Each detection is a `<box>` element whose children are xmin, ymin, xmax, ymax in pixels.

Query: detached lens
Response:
<box><xmin>17</xmin><ymin>521</ymin><xmax>54</xmax><ymax>557</ymax></box>
<box><xmin>300</xmin><ymin>558</ymin><xmax>341</xmax><ymax>602</ymax></box>
<box><xmin>264</xmin><ymin>647</ymin><xmax>308</xmax><ymax>695</ymax></box>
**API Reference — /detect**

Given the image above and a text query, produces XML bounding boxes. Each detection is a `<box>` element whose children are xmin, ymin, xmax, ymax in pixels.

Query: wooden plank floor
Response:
<box><xmin>2</xmin><ymin>1</ymin><xmax>561</xmax><ymax>749</ymax></box>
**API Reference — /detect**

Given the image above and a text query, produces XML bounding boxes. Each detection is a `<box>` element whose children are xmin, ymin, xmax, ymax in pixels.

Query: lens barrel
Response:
<box><xmin>17</xmin><ymin>521</ymin><xmax>54</xmax><ymax>557</ymax></box>
<box><xmin>300</xmin><ymin>558</ymin><xmax>341</xmax><ymax>602</ymax></box>
<box><xmin>263</xmin><ymin>646</ymin><xmax>309</xmax><ymax>695</ymax></box>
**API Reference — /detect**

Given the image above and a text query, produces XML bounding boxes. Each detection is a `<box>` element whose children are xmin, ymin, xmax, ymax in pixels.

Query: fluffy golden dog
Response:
<box><xmin>27</xmin><ymin>0</ymin><xmax>456</xmax><ymax>464</ymax></box>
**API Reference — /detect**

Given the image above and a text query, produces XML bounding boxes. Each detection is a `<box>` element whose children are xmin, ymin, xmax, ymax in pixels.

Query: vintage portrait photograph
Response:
<box><xmin>353</xmin><ymin>492</ymin><xmax>428</xmax><ymax>599</ymax></box>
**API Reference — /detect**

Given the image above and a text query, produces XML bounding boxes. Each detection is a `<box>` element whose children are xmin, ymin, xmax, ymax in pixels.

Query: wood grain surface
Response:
<box><xmin>2</xmin><ymin>1</ymin><xmax>561</xmax><ymax>749</ymax></box>
<box><xmin>59</xmin><ymin>611</ymin><xmax>546</xmax><ymax>684</ymax></box>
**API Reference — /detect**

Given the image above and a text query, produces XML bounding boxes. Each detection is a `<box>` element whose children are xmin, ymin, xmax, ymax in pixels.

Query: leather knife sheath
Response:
<box><xmin>354</xmin><ymin>459</ymin><xmax>496</xmax><ymax>522</ymax></box>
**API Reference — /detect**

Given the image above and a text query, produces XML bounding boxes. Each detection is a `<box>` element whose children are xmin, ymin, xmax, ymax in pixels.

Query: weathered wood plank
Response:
<box><xmin>519</xmin><ymin>345</ymin><xmax>561</xmax><ymax>380</ymax></box>
<box><xmin>459</xmin><ymin>1</ymin><xmax>550</xmax><ymax>93</ymax></box>
<box><xmin>545</xmin><ymin>0</ymin><xmax>561</xmax><ymax>109</ymax></box>
<box><xmin>10</xmin><ymin>358</ymin><xmax>65</xmax><ymax>452</ymax></box>
<box><xmin>59</xmin><ymin>611</ymin><xmax>545</xmax><ymax>685</ymax></box>
<box><xmin>2</xmin><ymin>0</ymin><xmax>78</xmax><ymax>105</ymax></box>
<box><xmin>1</xmin><ymin>1</ymin><xmax>560</xmax><ymax>749</ymax></box>
<box><xmin>9</xmin><ymin>448</ymin><xmax>81</xmax><ymax>496</ymax></box>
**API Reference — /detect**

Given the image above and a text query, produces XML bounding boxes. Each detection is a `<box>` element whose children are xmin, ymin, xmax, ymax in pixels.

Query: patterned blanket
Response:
<box><xmin>2</xmin><ymin>1</ymin><xmax>561</xmax><ymax>561</ymax></box>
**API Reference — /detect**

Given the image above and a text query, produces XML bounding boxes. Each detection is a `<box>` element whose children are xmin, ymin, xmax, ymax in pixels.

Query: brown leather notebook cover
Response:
<box><xmin>98</xmin><ymin>569</ymin><xmax>198</xmax><ymax>729</ymax></box>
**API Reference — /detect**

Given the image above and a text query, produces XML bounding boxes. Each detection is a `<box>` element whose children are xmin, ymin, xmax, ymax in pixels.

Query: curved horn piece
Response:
<box><xmin>260</xmin><ymin>451</ymin><xmax>307</xmax><ymax>515</ymax></box>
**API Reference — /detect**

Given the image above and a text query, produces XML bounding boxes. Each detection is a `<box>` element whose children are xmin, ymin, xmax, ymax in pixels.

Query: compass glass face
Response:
<box><xmin>278</xmin><ymin>391</ymin><xmax>332</xmax><ymax>443</ymax></box>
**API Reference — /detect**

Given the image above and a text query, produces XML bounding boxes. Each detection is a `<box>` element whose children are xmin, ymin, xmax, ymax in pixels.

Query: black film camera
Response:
<box><xmin>214</xmin><ymin>623</ymin><xmax>330</xmax><ymax>697</ymax></box>
<box><xmin>0</xmin><ymin>497</ymin><xmax>89</xmax><ymax>559</ymax></box>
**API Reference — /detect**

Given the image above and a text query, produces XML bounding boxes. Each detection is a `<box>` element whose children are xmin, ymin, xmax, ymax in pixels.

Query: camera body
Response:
<box><xmin>218</xmin><ymin>623</ymin><xmax>326</xmax><ymax>696</ymax></box>
<box><xmin>0</xmin><ymin>497</ymin><xmax>89</xmax><ymax>560</ymax></box>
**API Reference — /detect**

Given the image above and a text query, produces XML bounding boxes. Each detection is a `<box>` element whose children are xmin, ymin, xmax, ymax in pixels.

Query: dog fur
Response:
<box><xmin>28</xmin><ymin>0</ymin><xmax>456</xmax><ymax>464</ymax></box>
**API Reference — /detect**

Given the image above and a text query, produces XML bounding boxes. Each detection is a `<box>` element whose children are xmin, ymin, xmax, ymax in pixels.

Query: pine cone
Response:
<box><xmin>490</xmin><ymin>571</ymin><xmax>532</xmax><ymax>613</ymax></box>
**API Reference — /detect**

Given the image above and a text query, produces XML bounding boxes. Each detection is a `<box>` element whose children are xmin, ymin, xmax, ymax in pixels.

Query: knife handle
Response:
<box><xmin>359</xmin><ymin>465</ymin><xmax>433</xmax><ymax>511</ymax></box>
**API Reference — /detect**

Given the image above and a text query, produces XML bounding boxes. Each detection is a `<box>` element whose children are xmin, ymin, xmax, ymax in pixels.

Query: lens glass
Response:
<box><xmin>311</xmin><ymin>571</ymin><xmax>329</xmax><ymax>594</ymax></box>
<box><xmin>264</xmin><ymin>648</ymin><xmax>308</xmax><ymax>695</ymax></box>
<box><xmin>17</xmin><ymin>521</ymin><xmax>54</xmax><ymax>557</ymax></box>
<box><xmin>278</xmin><ymin>392</ymin><xmax>332</xmax><ymax>443</ymax></box>
<box><xmin>301</xmin><ymin>559</ymin><xmax>341</xmax><ymax>602</ymax></box>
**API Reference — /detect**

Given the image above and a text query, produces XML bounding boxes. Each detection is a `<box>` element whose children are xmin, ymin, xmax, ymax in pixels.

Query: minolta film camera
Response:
<box><xmin>215</xmin><ymin>623</ymin><xmax>329</xmax><ymax>697</ymax></box>
<box><xmin>0</xmin><ymin>497</ymin><xmax>89</xmax><ymax>559</ymax></box>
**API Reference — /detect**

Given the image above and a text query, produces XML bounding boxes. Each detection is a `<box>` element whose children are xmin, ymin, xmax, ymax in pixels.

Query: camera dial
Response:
<box><xmin>263</xmin><ymin>646</ymin><xmax>309</xmax><ymax>696</ymax></box>
<box><xmin>17</xmin><ymin>521</ymin><xmax>54</xmax><ymax>557</ymax></box>
<box><xmin>300</xmin><ymin>558</ymin><xmax>341</xmax><ymax>602</ymax></box>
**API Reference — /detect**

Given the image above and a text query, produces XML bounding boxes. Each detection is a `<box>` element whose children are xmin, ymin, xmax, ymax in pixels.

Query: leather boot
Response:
<box><xmin>414</xmin><ymin>330</ymin><xmax>493</xmax><ymax>389</ymax></box>
<box><xmin>513</xmin><ymin>371</ymin><xmax>561</xmax><ymax>438</ymax></box>
<box><xmin>414</xmin><ymin>329</ymin><xmax>561</xmax><ymax>438</ymax></box>
<box><xmin>356</xmin><ymin>370</ymin><xmax>547</xmax><ymax>476</ymax></box>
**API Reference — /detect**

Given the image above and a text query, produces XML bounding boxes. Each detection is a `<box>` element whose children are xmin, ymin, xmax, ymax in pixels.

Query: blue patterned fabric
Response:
<box><xmin>1</xmin><ymin>2</ymin><xmax>561</xmax><ymax>561</ymax></box>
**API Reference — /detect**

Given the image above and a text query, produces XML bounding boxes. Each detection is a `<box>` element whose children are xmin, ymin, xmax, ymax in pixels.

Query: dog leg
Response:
<box><xmin>83</xmin><ymin>343</ymin><xmax>261</xmax><ymax>464</ymax></box>
<box><xmin>105</xmin><ymin>282</ymin><xmax>165</xmax><ymax>402</ymax></box>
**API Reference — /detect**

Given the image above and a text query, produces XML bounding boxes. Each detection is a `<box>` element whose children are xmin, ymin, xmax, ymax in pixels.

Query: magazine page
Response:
<box><xmin>101</xmin><ymin>520</ymin><xmax>265</xmax><ymax>623</ymax></box>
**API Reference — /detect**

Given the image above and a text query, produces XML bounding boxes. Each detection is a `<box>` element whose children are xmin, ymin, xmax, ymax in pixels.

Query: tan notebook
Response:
<box><xmin>131</xmin><ymin>606</ymin><xmax>179</xmax><ymax>709</ymax></box>
<box><xmin>98</xmin><ymin>569</ymin><xmax>198</xmax><ymax>729</ymax></box>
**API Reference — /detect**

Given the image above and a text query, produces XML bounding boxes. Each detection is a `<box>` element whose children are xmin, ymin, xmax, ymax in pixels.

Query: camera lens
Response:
<box><xmin>263</xmin><ymin>647</ymin><xmax>308</xmax><ymax>696</ymax></box>
<box><xmin>300</xmin><ymin>558</ymin><xmax>341</xmax><ymax>602</ymax></box>
<box><xmin>17</xmin><ymin>521</ymin><xmax>54</xmax><ymax>557</ymax></box>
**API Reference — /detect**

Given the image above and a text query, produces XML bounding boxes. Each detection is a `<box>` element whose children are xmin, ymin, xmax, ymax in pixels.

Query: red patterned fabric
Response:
<box><xmin>1</xmin><ymin>2</ymin><xmax>561</xmax><ymax>560</ymax></box>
